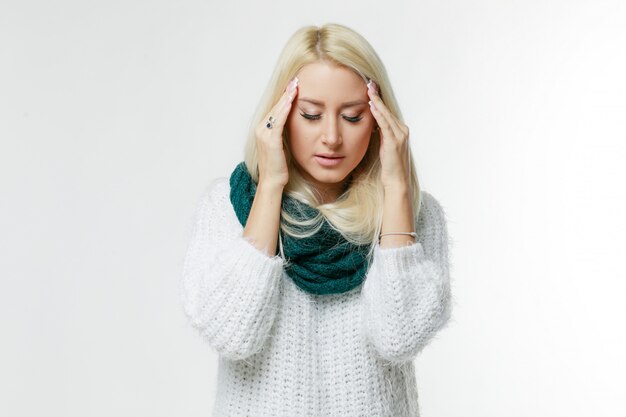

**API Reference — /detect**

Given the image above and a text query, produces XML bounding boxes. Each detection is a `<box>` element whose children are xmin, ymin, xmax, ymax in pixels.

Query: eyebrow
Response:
<box><xmin>297</xmin><ymin>97</ymin><xmax>367</xmax><ymax>108</ymax></box>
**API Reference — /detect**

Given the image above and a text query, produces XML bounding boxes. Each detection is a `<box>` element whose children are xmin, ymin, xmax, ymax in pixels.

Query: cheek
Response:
<box><xmin>348</xmin><ymin>125</ymin><xmax>373</xmax><ymax>145</ymax></box>
<box><xmin>287</xmin><ymin>113</ymin><xmax>305</xmax><ymax>136</ymax></box>
<box><xmin>286</xmin><ymin>117</ymin><xmax>311</xmax><ymax>158</ymax></box>
<box><xmin>349</xmin><ymin>129</ymin><xmax>372</xmax><ymax>158</ymax></box>
<box><xmin>287</xmin><ymin>117</ymin><xmax>318</xmax><ymax>146</ymax></box>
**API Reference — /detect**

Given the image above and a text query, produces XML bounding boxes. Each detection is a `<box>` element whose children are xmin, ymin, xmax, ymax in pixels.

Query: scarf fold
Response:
<box><xmin>229</xmin><ymin>161</ymin><xmax>372</xmax><ymax>296</ymax></box>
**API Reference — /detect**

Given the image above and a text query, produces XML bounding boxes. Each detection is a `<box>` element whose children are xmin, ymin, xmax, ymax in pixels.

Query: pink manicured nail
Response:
<box><xmin>368</xmin><ymin>80</ymin><xmax>378</xmax><ymax>95</ymax></box>
<box><xmin>288</xmin><ymin>77</ymin><xmax>299</xmax><ymax>93</ymax></box>
<box><xmin>368</xmin><ymin>100</ymin><xmax>377</xmax><ymax>111</ymax></box>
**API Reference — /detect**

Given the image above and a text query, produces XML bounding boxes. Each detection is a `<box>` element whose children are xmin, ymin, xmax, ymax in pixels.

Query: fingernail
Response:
<box><xmin>367</xmin><ymin>79</ymin><xmax>377</xmax><ymax>94</ymax></box>
<box><xmin>288</xmin><ymin>77</ymin><xmax>299</xmax><ymax>93</ymax></box>
<box><xmin>369</xmin><ymin>100</ymin><xmax>377</xmax><ymax>110</ymax></box>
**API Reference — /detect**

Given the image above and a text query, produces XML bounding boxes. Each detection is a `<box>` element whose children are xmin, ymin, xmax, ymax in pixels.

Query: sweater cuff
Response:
<box><xmin>373</xmin><ymin>241</ymin><xmax>426</xmax><ymax>273</ymax></box>
<box><xmin>237</xmin><ymin>234</ymin><xmax>284</xmax><ymax>265</ymax></box>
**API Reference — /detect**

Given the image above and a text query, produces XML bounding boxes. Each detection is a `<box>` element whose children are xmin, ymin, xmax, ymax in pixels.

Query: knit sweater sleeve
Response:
<box><xmin>179</xmin><ymin>178</ymin><xmax>284</xmax><ymax>361</ymax></box>
<box><xmin>360</xmin><ymin>191</ymin><xmax>453</xmax><ymax>364</ymax></box>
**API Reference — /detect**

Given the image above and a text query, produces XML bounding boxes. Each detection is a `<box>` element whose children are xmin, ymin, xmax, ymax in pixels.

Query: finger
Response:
<box><xmin>267</xmin><ymin>77</ymin><xmax>299</xmax><ymax>129</ymax></box>
<box><xmin>282</xmin><ymin>77</ymin><xmax>299</xmax><ymax>111</ymax></box>
<box><xmin>369</xmin><ymin>100</ymin><xmax>396</xmax><ymax>145</ymax></box>
<box><xmin>368</xmin><ymin>94</ymin><xmax>406</xmax><ymax>143</ymax></box>
<box><xmin>367</xmin><ymin>84</ymin><xmax>406</xmax><ymax>141</ymax></box>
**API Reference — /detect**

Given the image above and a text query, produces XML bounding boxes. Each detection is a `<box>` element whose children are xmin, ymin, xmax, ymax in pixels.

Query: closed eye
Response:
<box><xmin>300</xmin><ymin>112</ymin><xmax>321</xmax><ymax>121</ymax></box>
<box><xmin>300</xmin><ymin>112</ymin><xmax>363</xmax><ymax>123</ymax></box>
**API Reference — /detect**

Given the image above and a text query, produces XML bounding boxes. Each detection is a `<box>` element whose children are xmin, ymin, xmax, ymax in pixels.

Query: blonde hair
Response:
<box><xmin>243</xmin><ymin>23</ymin><xmax>422</xmax><ymax>260</ymax></box>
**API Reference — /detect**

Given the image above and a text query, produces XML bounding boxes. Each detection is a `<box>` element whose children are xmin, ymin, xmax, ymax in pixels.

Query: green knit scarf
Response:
<box><xmin>229</xmin><ymin>161</ymin><xmax>372</xmax><ymax>296</ymax></box>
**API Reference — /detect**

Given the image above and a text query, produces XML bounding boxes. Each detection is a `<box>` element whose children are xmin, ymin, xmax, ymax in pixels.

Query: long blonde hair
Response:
<box><xmin>243</xmin><ymin>23</ymin><xmax>422</xmax><ymax>260</ymax></box>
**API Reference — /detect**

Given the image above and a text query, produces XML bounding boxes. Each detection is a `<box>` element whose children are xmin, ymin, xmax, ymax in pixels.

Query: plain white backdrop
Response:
<box><xmin>1</xmin><ymin>0</ymin><xmax>625</xmax><ymax>416</ymax></box>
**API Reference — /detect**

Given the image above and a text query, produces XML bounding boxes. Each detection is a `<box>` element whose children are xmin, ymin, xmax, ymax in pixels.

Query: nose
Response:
<box><xmin>321</xmin><ymin>116</ymin><xmax>342</xmax><ymax>147</ymax></box>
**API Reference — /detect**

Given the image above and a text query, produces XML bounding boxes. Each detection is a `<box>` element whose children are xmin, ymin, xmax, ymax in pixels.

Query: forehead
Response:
<box><xmin>295</xmin><ymin>61</ymin><xmax>366</xmax><ymax>103</ymax></box>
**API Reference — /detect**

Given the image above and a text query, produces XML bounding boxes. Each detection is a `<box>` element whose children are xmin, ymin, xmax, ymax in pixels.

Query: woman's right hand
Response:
<box><xmin>254</xmin><ymin>77</ymin><xmax>299</xmax><ymax>188</ymax></box>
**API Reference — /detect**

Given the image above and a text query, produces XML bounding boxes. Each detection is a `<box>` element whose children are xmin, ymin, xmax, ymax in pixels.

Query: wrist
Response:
<box><xmin>383</xmin><ymin>179</ymin><xmax>410</xmax><ymax>193</ymax></box>
<box><xmin>383</xmin><ymin>184</ymin><xmax>412</xmax><ymax>201</ymax></box>
<box><xmin>257</xmin><ymin>179</ymin><xmax>286</xmax><ymax>193</ymax></box>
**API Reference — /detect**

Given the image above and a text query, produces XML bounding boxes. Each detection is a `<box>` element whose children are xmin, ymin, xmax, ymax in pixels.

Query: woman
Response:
<box><xmin>180</xmin><ymin>22</ymin><xmax>453</xmax><ymax>417</ymax></box>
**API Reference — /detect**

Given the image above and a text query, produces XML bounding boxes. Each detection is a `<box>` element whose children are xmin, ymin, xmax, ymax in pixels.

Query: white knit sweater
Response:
<box><xmin>180</xmin><ymin>177</ymin><xmax>453</xmax><ymax>417</ymax></box>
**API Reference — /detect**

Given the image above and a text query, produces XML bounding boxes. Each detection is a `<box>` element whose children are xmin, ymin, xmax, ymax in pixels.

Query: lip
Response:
<box><xmin>316</xmin><ymin>153</ymin><xmax>344</xmax><ymax>158</ymax></box>
<box><xmin>315</xmin><ymin>155</ymin><xmax>345</xmax><ymax>167</ymax></box>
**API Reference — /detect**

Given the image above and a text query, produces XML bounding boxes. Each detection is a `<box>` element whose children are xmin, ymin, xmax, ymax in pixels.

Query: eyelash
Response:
<box><xmin>300</xmin><ymin>112</ymin><xmax>363</xmax><ymax>123</ymax></box>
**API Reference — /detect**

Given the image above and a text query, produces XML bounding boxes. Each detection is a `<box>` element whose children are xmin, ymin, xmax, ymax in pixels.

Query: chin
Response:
<box><xmin>310</xmin><ymin>165</ymin><xmax>349</xmax><ymax>180</ymax></box>
<box><xmin>297</xmin><ymin>168</ymin><xmax>341</xmax><ymax>187</ymax></box>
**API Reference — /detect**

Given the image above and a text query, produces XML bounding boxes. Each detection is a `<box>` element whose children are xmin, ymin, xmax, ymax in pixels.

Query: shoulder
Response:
<box><xmin>419</xmin><ymin>190</ymin><xmax>446</xmax><ymax>216</ymax></box>
<box><xmin>192</xmin><ymin>177</ymin><xmax>235</xmax><ymax>225</ymax></box>
<box><xmin>416</xmin><ymin>190</ymin><xmax>448</xmax><ymax>232</ymax></box>
<box><xmin>201</xmin><ymin>176</ymin><xmax>231</xmax><ymax>204</ymax></box>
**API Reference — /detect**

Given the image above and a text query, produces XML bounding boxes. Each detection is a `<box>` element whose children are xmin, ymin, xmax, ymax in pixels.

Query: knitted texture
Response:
<box><xmin>180</xmin><ymin>177</ymin><xmax>454</xmax><ymax>417</ymax></box>
<box><xmin>228</xmin><ymin>161</ymin><xmax>372</xmax><ymax>295</ymax></box>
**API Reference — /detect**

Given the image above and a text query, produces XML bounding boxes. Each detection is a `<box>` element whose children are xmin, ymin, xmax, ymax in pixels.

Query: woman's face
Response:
<box><xmin>286</xmin><ymin>61</ymin><xmax>376</xmax><ymax>203</ymax></box>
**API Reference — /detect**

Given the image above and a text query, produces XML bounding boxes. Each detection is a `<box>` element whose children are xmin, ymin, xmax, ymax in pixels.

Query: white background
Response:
<box><xmin>2</xmin><ymin>0</ymin><xmax>625</xmax><ymax>416</ymax></box>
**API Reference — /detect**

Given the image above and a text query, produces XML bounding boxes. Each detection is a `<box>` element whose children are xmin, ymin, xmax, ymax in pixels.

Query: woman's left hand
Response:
<box><xmin>367</xmin><ymin>80</ymin><xmax>411</xmax><ymax>190</ymax></box>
